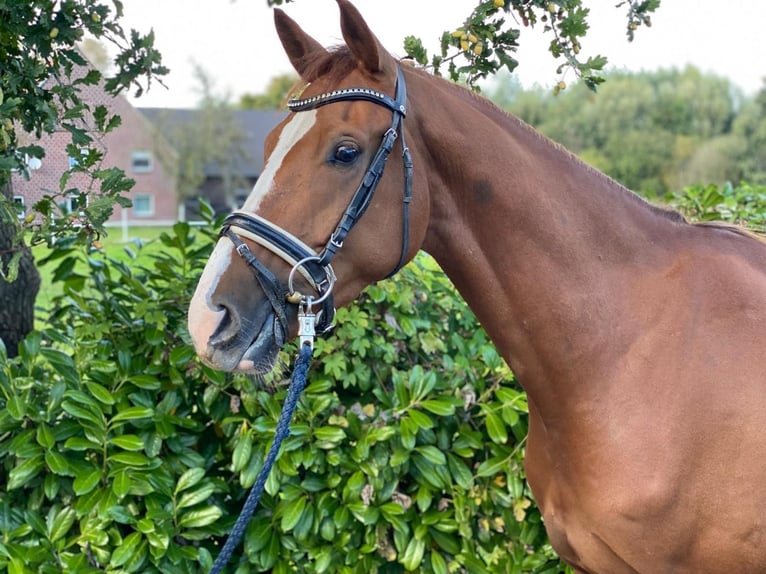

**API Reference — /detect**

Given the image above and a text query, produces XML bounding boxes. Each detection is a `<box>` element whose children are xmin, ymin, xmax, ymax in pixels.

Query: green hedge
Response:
<box><xmin>668</xmin><ymin>181</ymin><xmax>766</xmax><ymax>229</ymax></box>
<box><xmin>0</xmin><ymin>211</ymin><xmax>564</xmax><ymax>572</ymax></box>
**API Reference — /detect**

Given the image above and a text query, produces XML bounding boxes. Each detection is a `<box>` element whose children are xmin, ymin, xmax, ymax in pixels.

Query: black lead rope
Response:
<box><xmin>209</xmin><ymin>343</ymin><xmax>313</xmax><ymax>574</ymax></box>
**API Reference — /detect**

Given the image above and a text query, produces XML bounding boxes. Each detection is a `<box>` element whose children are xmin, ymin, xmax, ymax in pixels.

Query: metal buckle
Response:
<box><xmin>329</xmin><ymin>233</ymin><xmax>344</xmax><ymax>250</ymax></box>
<box><xmin>235</xmin><ymin>242</ymin><xmax>250</xmax><ymax>257</ymax></box>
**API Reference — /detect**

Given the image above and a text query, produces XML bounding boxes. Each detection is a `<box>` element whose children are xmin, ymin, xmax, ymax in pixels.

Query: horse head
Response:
<box><xmin>188</xmin><ymin>0</ymin><xmax>429</xmax><ymax>372</ymax></box>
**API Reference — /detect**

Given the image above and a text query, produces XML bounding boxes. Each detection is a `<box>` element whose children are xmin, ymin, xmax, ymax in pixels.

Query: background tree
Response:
<box><xmin>0</xmin><ymin>0</ymin><xmax>166</xmax><ymax>356</ymax></box>
<box><xmin>239</xmin><ymin>73</ymin><xmax>298</xmax><ymax>110</ymax></box>
<box><xmin>150</xmin><ymin>64</ymin><xmax>248</xmax><ymax>220</ymax></box>
<box><xmin>488</xmin><ymin>66</ymin><xmax>746</xmax><ymax>195</ymax></box>
<box><xmin>732</xmin><ymin>80</ymin><xmax>766</xmax><ymax>184</ymax></box>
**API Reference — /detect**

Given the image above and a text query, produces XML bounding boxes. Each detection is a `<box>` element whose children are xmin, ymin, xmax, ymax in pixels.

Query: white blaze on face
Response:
<box><xmin>188</xmin><ymin>110</ymin><xmax>317</xmax><ymax>358</ymax></box>
<box><xmin>242</xmin><ymin>109</ymin><xmax>317</xmax><ymax>211</ymax></box>
<box><xmin>188</xmin><ymin>238</ymin><xmax>232</xmax><ymax>356</ymax></box>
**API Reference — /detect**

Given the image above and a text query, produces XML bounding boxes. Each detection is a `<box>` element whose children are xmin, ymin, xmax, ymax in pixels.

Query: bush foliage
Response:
<box><xmin>668</xmin><ymin>181</ymin><xmax>766</xmax><ymax>230</ymax></box>
<box><xmin>0</xmin><ymin>208</ymin><xmax>562</xmax><ymax>572</ymax></box>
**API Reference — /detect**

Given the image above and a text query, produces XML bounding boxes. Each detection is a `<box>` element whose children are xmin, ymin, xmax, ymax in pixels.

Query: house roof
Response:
<box><xmin>138</xmin><ymin>108</ymin><xmax>287</xmax><ymax>178</ymax></box>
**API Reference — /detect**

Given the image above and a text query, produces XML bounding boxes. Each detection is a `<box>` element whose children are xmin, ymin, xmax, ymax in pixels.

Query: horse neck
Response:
<box><xmin>408</xmin><ymin>72</ymin><xmax>679</xmax><ymax>409</ymax></box>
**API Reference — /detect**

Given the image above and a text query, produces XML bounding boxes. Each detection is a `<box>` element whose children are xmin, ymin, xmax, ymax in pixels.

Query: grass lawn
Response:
<box><xmin>33</xmin><ymin>225</ymin><xmax>173</xmax><ymax>315</ymax></box>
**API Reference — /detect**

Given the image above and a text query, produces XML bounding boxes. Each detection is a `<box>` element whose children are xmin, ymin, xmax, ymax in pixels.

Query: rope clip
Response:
<box><xmin>298</xmin><ymin>297</ymin><xmax>317</xmax><ymax>349</ymax></box>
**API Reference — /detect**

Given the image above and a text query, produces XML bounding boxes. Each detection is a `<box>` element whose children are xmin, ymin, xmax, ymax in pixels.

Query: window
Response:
<box><xmin>68</xmin><ymin>149</ymin><xmax>88</xmax><ymax>169</ymax></box>
<box><xmin>58</xmin><ymin>195</ymin><xmax>74</xmax><ymax>214</ymax></box>
<box><xmin>57</xmin><ymin>193</ymin><xmax>87</xmax><ymax>216</ymax></box>
<box><xmin>131</xmin><ymin>151</ymin><xmax>153</xmax><ymax>173</ymax></box>
<box><xmin>12</xmin><ymin>196</ymin><xmax>25</xmax><ymax>220</ymax></box>
<box><xmin>132</xmin><ymin>193</ymin><xmax>154</xmax><ymax>217</ymax></box>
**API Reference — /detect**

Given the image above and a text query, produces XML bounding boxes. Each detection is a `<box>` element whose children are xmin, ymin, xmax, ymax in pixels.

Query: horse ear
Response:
<box><xmin>337</xmin><ymin>0</ymin><xmax>395</xmax><ymax>76</ymax></box>
<box><xmin>274</xmin><ymin>8</ymin><xmax>328</xmax><ymax>82</ymax></box>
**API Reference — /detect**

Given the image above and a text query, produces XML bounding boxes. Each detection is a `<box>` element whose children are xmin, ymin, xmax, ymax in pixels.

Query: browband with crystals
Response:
<box><xmin>288</xmin><ymin>86</ymin><xmax>406</xmax><ymax>116</ymax></box>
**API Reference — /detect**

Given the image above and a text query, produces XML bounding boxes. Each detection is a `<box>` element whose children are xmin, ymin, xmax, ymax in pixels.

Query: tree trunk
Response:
<box><xmin>0</xmin><ymin>180</ymin><xmax>41</xmax><ymax>358</ymax></box>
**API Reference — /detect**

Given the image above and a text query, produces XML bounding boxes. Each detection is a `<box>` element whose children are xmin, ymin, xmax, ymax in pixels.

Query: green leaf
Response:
<box><xmin>108</xmin><ymin>435</ymin><xmax>145</xmax><ymax>451</ymax></box>
<box><xmin>129</xmin><ymin>375</ymin><xmax>161</xmax><ymax>390</ymax></box>
<box><xmin>420</xmin><ymin>399</ymin><xmax>455</xmax><ymax>416</ymax></box>
<box><xmin>313</xmin><ymin>426</ymin><xmax>346</xmax><ymax>443</ymax></box>
<box><xmin>430</xmin><ymin>550</ymin><xmax>448</xmax><ymax>574</ymax></box>
<box><xmin>485</xmin><ymin>412</ymin><xmax>508</xmax><ymax>444</ymax></box>
<box><xmin>108</xmin><ymin>505</ymin><xmax>136</xmax><ymax>525</ymax></box>
<box><xmin>110</xmin><ymin>406</ymin><xmax>153</xmax><ymax>424</ymax></box>
<box><xmin>476</xmin><ymin>456</ymin><xmax>509</xmax><ymax>478</ymax></box>
<box><xmin>245</xmin><ymin>519</ymin><xmax>273</xmax><ymax>554</ymax></box>
<box><xmin>36</xmin><ymin>424</ymin><xmax>55</xmax><ymax>449</ymax></box>
<box><xmin>400</xmin><ymin>536</ymin><xmax>425</xmax><ymax>571</ymax></box>
<box><xmin>232</xmin><ymin>433</ymin><xmax>252</xmax><ymax>472</ymax></box>
<box><xmin>379</xmin><ymin>502</ymin><xmax>405</xmax><ymax>517</ymax></box>
<box><xmin>346</xmin><ymin>501</ymin><xmax>380</xmax><ymax>525</ymax></box>
<box><xmin>178</xmin><ymin>505</ymin><xmax>222</xmax><ymax>528</ymax></box>
<box><xmin>45</xmin><ymin>450</ymin><xmax>71</xmax><ymax>475</ymax></box>
<box><xmin>8</xmin><ymin>455</ymin><xmax>44</xmax><ymax>490</ymax></box>
<box><xmin>169</xmin><ymin>346</ymin><xmax>196</xmax><ymax>367</ymax></box>
<box><xmin>86</xmin><ymin>381</ymin><xmax>115</xmax><ymax>405</ymax></box>
<box><xmin>367</xmin><ymin>425</ymin><xmax>396</xmax><ymax>444</ymax></box>
<box><xmin>412</xmin><ymin>456</ymin><xmax>446</xmax><ymax>490</ymax></box>
<box><xmin>113</xmin><ymin>469</ymin><xmax>131</xmax><ymax>497</ymax></box>
<box><xmin>7</xmin><ymin>395</ymin><xmax>25</xmax><ymax>420</ymax></box>
<box><xmin>40</xmin><ymin>348</ymin><xmax>79</xmax><ymax>384</ymax></box>
<box><xmin>175</xmin><ymin>468</ymin><xmax>206</xmax><ymax>494</ymax></box>
<box><xmin>73</xmin><ymin>468</ymin><xmax>101</xmax><ymax>495</ymax></box>
<box><xmin>177</xmin><ymin>484</ymin><xmax>216</xmax><ymax>510</ymax></box>
<box><xmin>415</xmin><ymin>445</ymin><xmax>447</xmax><ymax>466</ymax></box>
<box><xmin>399</xmin><ymin>416</ymin><xmax>417</xmax><ymax>451</ymax></box>
<box><xmin>447</xmin><ymin>454</ymin><xmax>473</xmax><ymax>489</ymax></box>
<box><xmin>110</xmin><ymin>532</ymin><xmax>142</xmax><ymax>567</ymax></box>
<box><xmin>109</xmin><ymin>452</ymin><xmax>151</xmax><ymax>466</ymax></box>
<box><xmin>44</xmin><ymin>473</ymin><xmax>61</xmax><ymax>500</ymax></box>
<box><xmin>280</xmin><ymin>495</ymin><xmax>306</xmax><ymax>531</ymax></box>
<box><xmin>408</xmin><ymin>409</ymin><xmax>434</xmax><ymax>430</ymax></box>
<box><xmin>64</xmin><ymin>437</ymin><xmax>101</xmax><ymax>451</ymax></box>
<box><xmin>62</xmin><ymin>400</ymin><xmax>105</xmax><ymax>430</ymax></box>
<box><xmin>198</xmin><ymin>548</ymin><xmax>213</xmax><ymax>572</ymax></box>
<box><xmin>47</xmin><ymin>506</ymin><xmax>77</xmax><ymax>543</ymax></box>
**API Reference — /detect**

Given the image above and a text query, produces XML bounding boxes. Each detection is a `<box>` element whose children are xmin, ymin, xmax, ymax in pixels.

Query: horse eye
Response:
<box><xmin>332</xmin><ymin>144</ymin><xmax>360</xmax><ymax>165</ymax></box>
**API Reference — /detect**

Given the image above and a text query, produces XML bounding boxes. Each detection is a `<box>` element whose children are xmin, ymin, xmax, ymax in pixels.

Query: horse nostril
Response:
<box><xmin>208</xmin><ymin>301</ymin><xmax>241</xmax><ymax>347</ymax></box>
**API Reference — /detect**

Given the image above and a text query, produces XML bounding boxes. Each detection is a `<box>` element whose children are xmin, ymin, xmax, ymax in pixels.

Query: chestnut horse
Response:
<box><xmin>188</xmin><ymin>1</ymin><xmax>766</xmax><ymax>571</ymax></box>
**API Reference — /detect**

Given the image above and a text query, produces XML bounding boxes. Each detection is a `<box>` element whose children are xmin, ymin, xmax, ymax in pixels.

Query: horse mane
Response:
<box><xmin>410</xmin><ymin>66</ymin><xmax>693</xmax><ymax>226</ymax></box>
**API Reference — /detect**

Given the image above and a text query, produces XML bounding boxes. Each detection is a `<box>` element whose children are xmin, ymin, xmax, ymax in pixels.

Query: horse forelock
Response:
<box><xmin>289</xmin><ymin>46</ymin><xmax>359</xmax><ymax>96</ymax></box>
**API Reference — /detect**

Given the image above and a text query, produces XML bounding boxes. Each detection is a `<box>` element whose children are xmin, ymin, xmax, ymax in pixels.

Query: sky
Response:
<box><xmin>119</xmin><ymin>0</ymin><xmax>766</xmax><ymax>109</ymax></box>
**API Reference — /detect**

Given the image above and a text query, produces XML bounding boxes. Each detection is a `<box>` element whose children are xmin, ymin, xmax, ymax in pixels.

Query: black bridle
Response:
<box><xmin>219</xmin><ymin>65</ymin><xmax>413</xmax><ymax>343</ymax></box>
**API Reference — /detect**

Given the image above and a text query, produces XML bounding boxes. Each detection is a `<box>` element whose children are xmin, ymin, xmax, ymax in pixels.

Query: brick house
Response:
<box><xmin>12</xmin><ymin>78</ymin><xmax>179</xmax><ymax>227</ymax></box>
<box><xmin>138</xmin><ymin>108</ymin><xmax>287</xmax><ymax>219</ymax></box>
<box><xmin>12</xmin><ymin>70</ymin><xmax>286</xmax><ymax>228</ymax></box>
